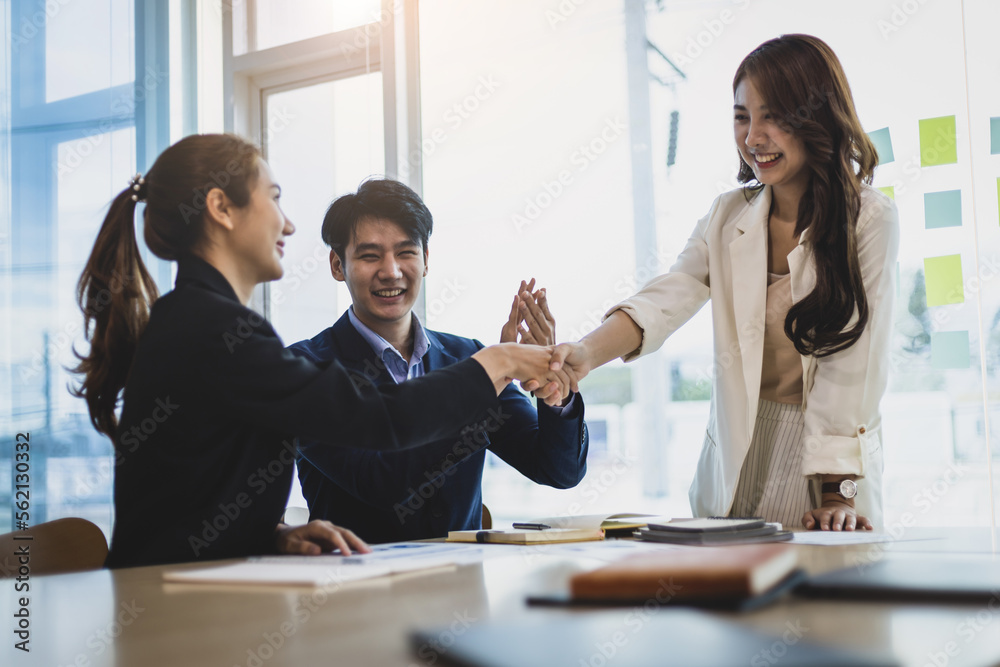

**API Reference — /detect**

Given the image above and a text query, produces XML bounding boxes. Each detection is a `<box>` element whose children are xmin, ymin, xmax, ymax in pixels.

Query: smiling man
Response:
<box><xmin>287</xmin><ymin>179</ymin><xmax>588</xmax><ymax>543</ymax></box>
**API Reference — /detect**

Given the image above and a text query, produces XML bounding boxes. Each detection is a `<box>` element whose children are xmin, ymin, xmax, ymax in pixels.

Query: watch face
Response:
<box><xmin>840</xmin><ymin>479</ymin><xmax>858</xmax><ymax>499</ymax></box>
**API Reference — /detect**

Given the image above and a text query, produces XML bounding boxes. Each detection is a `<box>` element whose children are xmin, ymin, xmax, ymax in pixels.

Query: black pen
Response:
<box><xmin>512</xmin><ymin>522</ymin><xmax>551</xmax><ymax>530</ymax></box>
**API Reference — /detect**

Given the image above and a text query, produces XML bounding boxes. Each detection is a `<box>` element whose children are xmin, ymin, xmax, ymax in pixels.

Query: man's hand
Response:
<box><xmin>518</xmin><ymin>281</ymin><xmax>555</xmax><ymax>346</ymax></box>
<box><xmin>500</xmin><ymin>280</ymin><xmax>530</xmax><ymax>344</ymax></box>
<box><xmin>275</xmin><ymin>520</ymin><xmax>372</xmax><ymax>555</ymax></box>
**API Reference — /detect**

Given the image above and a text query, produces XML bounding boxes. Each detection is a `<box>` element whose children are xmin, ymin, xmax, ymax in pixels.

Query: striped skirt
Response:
<box><xmin>729</xmin><ymin>399</ymin><xmax>813</xmax><ymax>528</ymax></box>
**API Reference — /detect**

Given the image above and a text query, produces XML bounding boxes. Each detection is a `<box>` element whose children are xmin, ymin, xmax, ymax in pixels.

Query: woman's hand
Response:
<box><xmin>548</xmin><ymin>341</ymin><xmax>594</xmax><ymax>395</ymax></box>
<box><xmin>275</xmin><ymin>520</ymin><xmax>372</xmax><ymax>555</ymax></box>
<box><xmin>472</xmin><ymin>343</ymin><xmax>569</xmax><ymax>405</ymax></box>
<box><xmin>801</xmin><ymin>501</ymin><xmax>873</xmax><ymax>531</ymax></box>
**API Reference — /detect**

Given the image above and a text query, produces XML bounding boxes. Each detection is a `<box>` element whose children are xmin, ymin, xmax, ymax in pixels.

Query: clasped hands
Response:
<box><xmin>496</xmin><ymin>279</ymin><xmax>592</xmax><ymax>406</ymax></box>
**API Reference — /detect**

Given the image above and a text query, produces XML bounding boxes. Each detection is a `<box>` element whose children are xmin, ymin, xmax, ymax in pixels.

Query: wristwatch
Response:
<box><xmin>821</xmin><ymin>479</ymin><xmax>858</xmax><ymax>500</ymax></box>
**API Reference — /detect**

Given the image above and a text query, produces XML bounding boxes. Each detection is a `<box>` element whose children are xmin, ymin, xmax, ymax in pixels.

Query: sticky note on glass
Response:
<box><xmin>924</xmin><ymin>254</ymin><xmax>964</xmax><ymax>306</ymax></box>
<box><xmin>991</xmin><ymin>117</ymin><xmax>1000</xmax><ymax>155</ymax></box>
<box><xmin>919</xmin><ymin>115</ymin><xmax>957</xmax><ymax>167</ymax></box>
<box><xmin>931</xmin><ymin>331</ymin><xmax>970</xmax><ymax>370</ymax></box>
<box><xmin>924</xmin><ymin>190</ymin><xmax>962</xmax><ymax>229</ymax></box>
<box><xmin>877</xmin><ymin>185</ymin><xmax>895</xmax><ymax>200</ymax></box>
<box><xmin>868</xmin><ymin>127</ymin><xmax>894</xmax><ymax>164</ymax></box>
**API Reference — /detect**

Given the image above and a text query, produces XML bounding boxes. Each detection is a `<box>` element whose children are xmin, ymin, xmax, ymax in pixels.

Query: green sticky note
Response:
<box><xmin>991</xmin><ymin>117</ymin><xmax>1000</xmax><ymax>155</ymax></box>
<box><xmin>877</xmin><ymin>185</ymin><xmax>895</xmax><ymax>200</ymax></box>
<box><xmin>919</xmin><ymin>115</ymin><xmax>957</xmax><ymax>166</ymax></box>
<box><xmin>868</xmin><ymin>127</ymin><xmax>894</xmax><ymax>164</ymax></box>
<box><xmin>924</xmin><ymin>190</ymin><xmax>962</xmax><ymax>229</ymax></box>
<box><xmin>931</xmin><ymin>331</ymin><xmax>970</xmax><ymax>370</ymax></box>
<box><xmin>924</xmin><ymin>254</ymin><xmax>964</xmax><ymax>307</ymax></box>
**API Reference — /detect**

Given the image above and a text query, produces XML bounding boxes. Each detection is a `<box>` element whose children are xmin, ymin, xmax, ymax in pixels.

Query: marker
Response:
<box><xmin>512</xmin><ymin>523</ymin><xmax>551</xmax><ymax>530</ymax></box>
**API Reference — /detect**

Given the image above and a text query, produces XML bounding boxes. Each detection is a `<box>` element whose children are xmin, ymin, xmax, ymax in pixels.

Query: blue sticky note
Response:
<box><xmin>991</xmin><ymin>117</ymin><xmax>1000</xmax><ymax>155</ymax></box>
<box><xmin>868</xmin><ymin>127</ymin><xmax>894</xmax><ymax>164</ymax></box>
<box><xmin>931</xmin><ymin>331</ymin><xmax>970</xmax><ymax>370</ymax></box>
<box><xmin>924</xmin><ymin>190</ymin><xmax>962</xmax><ymax>229</ymax></box>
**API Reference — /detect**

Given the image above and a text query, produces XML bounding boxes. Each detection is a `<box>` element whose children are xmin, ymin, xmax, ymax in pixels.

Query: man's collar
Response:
<box><xmin>346</xmin><ymin>307</ymin><xmax>432</xmax><ymax>364</ymax></box>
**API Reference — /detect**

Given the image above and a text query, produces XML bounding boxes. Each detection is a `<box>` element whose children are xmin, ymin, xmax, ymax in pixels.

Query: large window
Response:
<box><xmin>420</xmin><ymin>0</ymin><xmax>1000</xmax><ymax>528</ymax></box>
<box><xmin>1</xmin><ymin>0</ymin><xmax>138</xmax><ymax>536</ymax></box>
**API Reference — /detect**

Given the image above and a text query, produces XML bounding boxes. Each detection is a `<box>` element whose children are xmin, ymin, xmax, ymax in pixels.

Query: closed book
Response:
<box><xmin>446</xmin><ymin>528</ymin><xmax>605</xmax><ymax>544</ymax></box>
<box><xmin>570</xmin><ymin>543</ymin><xmax>797</xmax><ymax>601</ymax></box>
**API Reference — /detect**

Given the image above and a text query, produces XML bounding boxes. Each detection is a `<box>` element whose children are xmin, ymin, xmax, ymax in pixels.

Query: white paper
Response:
<box><xmin>163</xmin><ymin>542</ymin><xmax>483</xmax><ymax>587</ymax></box>
<box><xmin>163</xmin><ymin>561</ymin><xmax>394</xmax><ymax>587</ymax></box>
<box><xmin>790</xmin><ymin>531</ymin><xmax>899</xmax><ymax>546</ymax></box>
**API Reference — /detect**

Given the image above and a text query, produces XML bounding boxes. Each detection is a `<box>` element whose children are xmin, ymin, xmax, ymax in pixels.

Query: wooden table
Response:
<box><xmin>4</xmin><ymin>528</ymin><xmax>999</xmax><ymax>667</ymax></box>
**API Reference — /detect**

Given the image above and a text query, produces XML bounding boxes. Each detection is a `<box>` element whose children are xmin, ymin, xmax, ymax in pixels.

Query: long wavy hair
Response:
<box><xmin>72</xmin><ymin>134</ymin><xmax>261</xmax><ymax>439</ymax></box>
<box><xmin>734</xmin><ymin>34</ymin><xmax>878</xmax><ymax>357</ymax></box>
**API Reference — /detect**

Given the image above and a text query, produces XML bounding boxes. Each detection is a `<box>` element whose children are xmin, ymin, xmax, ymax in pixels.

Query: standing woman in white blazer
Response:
<box><xmin>548</xmin><ymin>34</ymin><xmax>899</xmax><ymax>531</ymax></box>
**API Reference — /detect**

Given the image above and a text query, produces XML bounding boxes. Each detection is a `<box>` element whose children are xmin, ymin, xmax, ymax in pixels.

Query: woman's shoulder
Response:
<box><xmin>148</xmin><ymin>281</ymin><xmax>274</xmax><ymax>350</ymax></box>
<box><xmin>695</xmin><ymin>186</ymin><xmax>764</xmax><ymax>231</ymax></box>
<box><xmin>711</xmin><ymin>185</ymin><xmax>762</xmax><ymax>211</ymax></box>
<box><xmin>857</xmin><ymin>183</ymin><xmax>900</xmax><ymax>232</ymax></box>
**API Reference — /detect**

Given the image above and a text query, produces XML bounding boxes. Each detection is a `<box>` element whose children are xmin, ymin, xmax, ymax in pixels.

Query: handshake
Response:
<box><xmin>471</xmin><ymin>279</ymin><xmax>595</xmax><ymax>406</ymax></box>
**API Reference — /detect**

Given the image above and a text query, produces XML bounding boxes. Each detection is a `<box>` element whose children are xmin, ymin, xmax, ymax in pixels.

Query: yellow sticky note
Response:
<box><xmin>924</xmin><ymin>254</ymin><xmax>964</xmax><ymax>307</ymax></box>
<box><xmin>877</xmin><ymin>186</ymin><xmax>895</xmax><ymax>200</ymax></box>
<box><xmin>919</xmin><ymin>115</ymin><xmax>957</xmax><ymax>167</ymax></box>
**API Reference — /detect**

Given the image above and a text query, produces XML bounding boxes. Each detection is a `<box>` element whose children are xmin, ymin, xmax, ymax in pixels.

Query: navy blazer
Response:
<box><xmin>289</xmin><ymin>312</ymin><xmax>589</xmax><ymax>543</ymax></box>
<box><xmin>105</xmin><ymin>258</ymin><xmax>498</xmax><ymax>568</ymax></box>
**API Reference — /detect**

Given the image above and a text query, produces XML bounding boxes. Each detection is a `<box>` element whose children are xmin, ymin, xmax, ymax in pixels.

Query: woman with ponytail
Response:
<box><xmin>550</xmin><ymin>35</ymin><xmax>899</xmax><ymax>531</ymax></box>
<box><xmin>74</xmin><ymin>134</ymin><xmax>568</xmax><ymax>567</ymax></box>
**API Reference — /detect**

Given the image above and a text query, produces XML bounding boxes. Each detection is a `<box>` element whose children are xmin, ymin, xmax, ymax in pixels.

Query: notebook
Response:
<box><xmin>446</xmin><ymin>527</ymin><xmax>604</xmax><ymax>545</ymax></box>
<box><xmin>411</xmin><ymin>609</ymin><xmax>898</xmax><ymax>667</ymax></box>
<box><xmin>568</xmin><ymin>543</ymin><xmax>798</xmax><ymax>602</ymax></box>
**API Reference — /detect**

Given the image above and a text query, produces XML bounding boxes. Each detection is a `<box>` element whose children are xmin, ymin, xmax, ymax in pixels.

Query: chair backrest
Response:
<box><xmin>481</xmin><ymin>504</ymin><xmax>493</xmax><ymax>530</ymax></box>
<box><xmin>0</xmin><ymin>518</ymin><xmax>108</xmax><ymax>577</ymax></box>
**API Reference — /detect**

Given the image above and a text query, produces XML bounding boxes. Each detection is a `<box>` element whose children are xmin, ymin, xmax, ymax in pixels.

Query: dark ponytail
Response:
<box><xmin>72</xmin><ymin>133</ymin><xmax>262</xmax><ymax>440</ymax></box>
<box><xmin>71</xmin><ymin>190</ymin><xmax>159</xmax><ymax>438</ymax></box>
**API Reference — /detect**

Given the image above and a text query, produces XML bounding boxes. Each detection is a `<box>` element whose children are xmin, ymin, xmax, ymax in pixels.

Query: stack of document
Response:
<box><xmin>516</xmin><ymin>513</ymin><xmax>674</xmax><ymax>536</ymax></box>
<box><xmin>446</xmin><ymin>527</ymin><xmax>604</xmax><ymax>545</ymax></box>
<box><xmin>635</xmin><ymin>518</ymin><xmax>793</xmax><ymax>545</ymax></box>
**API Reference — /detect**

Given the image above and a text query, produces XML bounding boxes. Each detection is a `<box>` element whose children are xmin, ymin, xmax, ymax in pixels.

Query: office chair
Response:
<box><xmin>0</xmin><ymin>517</ymin><xmax>108</xmax><ymax>577</ymax></box>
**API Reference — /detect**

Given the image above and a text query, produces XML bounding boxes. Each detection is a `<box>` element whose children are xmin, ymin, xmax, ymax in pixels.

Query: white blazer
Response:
<box><xmin>609</xmin><ymin>184</ymin><xmax>899</xmax><ymax>526</ymax></box>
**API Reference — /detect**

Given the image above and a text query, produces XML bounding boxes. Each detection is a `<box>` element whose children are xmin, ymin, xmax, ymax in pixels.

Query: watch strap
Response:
<box><xmin>821</xmin><ymin>482</ymin><xmax>843</xmax><ymax>494</ymax></box>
